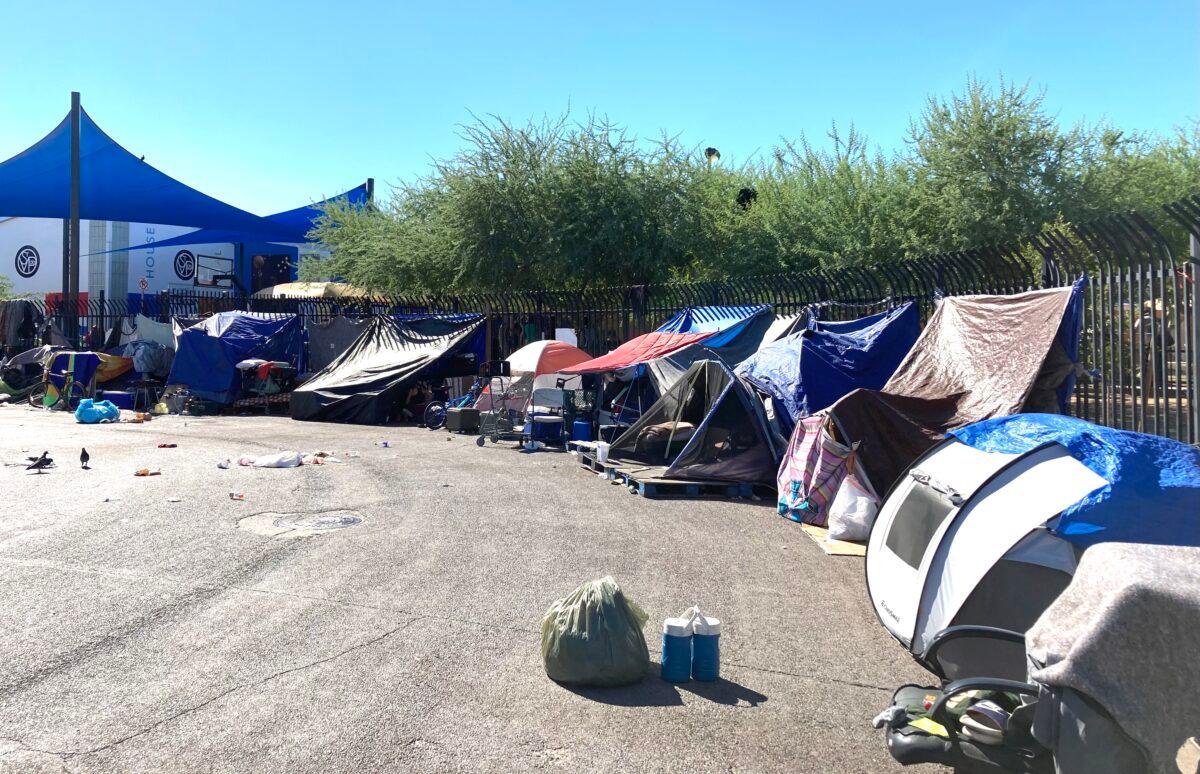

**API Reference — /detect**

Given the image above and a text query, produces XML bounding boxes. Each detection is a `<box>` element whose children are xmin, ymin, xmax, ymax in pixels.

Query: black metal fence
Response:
<box><xmin>9</xmin><ymin>194</ymin><xmax>1199</xmax><ymax>444</ymax></box>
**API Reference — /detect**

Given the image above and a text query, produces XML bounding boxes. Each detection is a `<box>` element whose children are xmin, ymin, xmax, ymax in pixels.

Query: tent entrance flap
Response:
<box><xmin>607</xmin><ymin>360</ymin><xmax>781</xmax><ymax>485</ymax></box>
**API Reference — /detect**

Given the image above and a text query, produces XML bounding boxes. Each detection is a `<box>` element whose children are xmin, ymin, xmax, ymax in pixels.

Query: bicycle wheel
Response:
<box><xmin>27</xmin><ymin>383</ymin><xmax>52</xmax><ymax>409</ymax></box>
<box><xmin>423</xmin><ymin>402</ymin><xmax>447</xmax><ymax>430</ymax></box>
<box><xmin>60</xmin><ymin>381</ymin><xmax>86</xmax><ymax>411</ymax></box>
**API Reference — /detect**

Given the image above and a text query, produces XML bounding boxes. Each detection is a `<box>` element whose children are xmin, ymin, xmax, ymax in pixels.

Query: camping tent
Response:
<box><xmin>475</xmin><ymin>339</ymin><xmax>592</xmax><ymax>413</ymax></box>
<box><xmin>865</xmin><ymin>413</ymin><xmax>1200</xmax><ymax>682</ymax></box>
<box><xmin>563</xmin><ymin>305</ymin><xmax>773</xmax><ymax>424</ymax></box>
<box><xmin>606</xmin><ymin>360</ymin><xmax>783</xmax><ymax>484</ymax></box>
<box><xmin>645</xmin><ymin>311</ymin><xmax>803</xmax><ymax>393</ymax></box>
<box><xmin>737</xmin><ymin>303</ymin><xmax>919</xmax><ymax>434</ymax></box>
<box><xmin>828</xmin><ymin>284</ymin><xmax>1084</xmax><ymax>493</ymax></box>
<box><xmin>167</xmin><ymin>312</ymin><xmax>304</xmax><ymax>404</ymax></box>
<box><xmin>290</xmin><ymin>314</ymin><xmax>485</xmax><ymax>424</ymax></box>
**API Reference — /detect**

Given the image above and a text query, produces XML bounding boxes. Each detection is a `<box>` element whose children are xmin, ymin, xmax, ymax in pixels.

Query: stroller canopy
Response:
<box><xmin>291</xmin><ymin>314</ymin><xmax>485</xmax><ymax>424</ymax></box>
<box><xmin>737</xmin><ymin>303</ymin><xmax>919</xmax><ymax>433</ymax></box>
<box><xmin>866</xmin><ymin>414</ymin><xmax>1200</xmax><ymax>683</ymax></box>
<box><xmin>607</xmin><ymin>359</ymin><xmax>783</xmax><ymax>485</ymax></box>
<box><xmin>167</xmin><ymin>312</ymin><xmax>304</xmax><ymax>404</ymax></box>
<box><xmin>829</xmin><ymin>283</ymin><xmax>1084</xmax><ymax>493</ymax></box>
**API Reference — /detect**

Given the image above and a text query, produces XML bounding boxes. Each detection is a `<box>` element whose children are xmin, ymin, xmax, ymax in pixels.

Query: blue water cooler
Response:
<box><xmin>660</xmin><ymin>617</ymin><xmax>693</xmax><ymax>683</ymax></box>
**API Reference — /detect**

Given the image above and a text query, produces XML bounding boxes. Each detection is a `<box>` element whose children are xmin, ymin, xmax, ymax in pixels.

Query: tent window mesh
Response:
<box><xmin>885</xmin><ymin>484</ymin><xmax>957</xmax><ymax>569</ymax></box>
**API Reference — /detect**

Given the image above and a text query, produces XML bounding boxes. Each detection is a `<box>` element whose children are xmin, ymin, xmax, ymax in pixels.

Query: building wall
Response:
<box><xmin>0</xmin><ymin>217</ymin><xmax>240</xmax><ymax>298</ymax></box>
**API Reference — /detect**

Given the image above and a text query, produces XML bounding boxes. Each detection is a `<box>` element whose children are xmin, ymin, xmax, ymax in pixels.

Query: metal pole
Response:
<box><xmin>1192</xmin><ymin>232</ymin><xmax>1200</xmax><ymax>444</ymax></box>
<box><xmin>67</xmin><ymin>91</ymin><xmax>82</xmax><ymax>342</ymax></box>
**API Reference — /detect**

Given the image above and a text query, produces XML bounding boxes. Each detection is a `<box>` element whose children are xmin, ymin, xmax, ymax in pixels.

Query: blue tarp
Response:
<box><xmin>655</xmin><ymin>305</ymin><xmax>771</xmax><ymax>337</ymax></box>
<box><xmin>99</xmin><ymin>183</ymin><xmax>370</xmax><ymax>253</ymax></box>
<box><xmin>0</xmin><ymin>108</ymin><xmax>284</xmax><ymax>234</ymax></box>
<box><xmin>951</xmin><ymin>414</ymin><xmax>1200</xmax><ymax>548</ymax></box>
<box><xmin>167</xmin><ymin>312</ymin><xmax>304</xmax><ymax>404</ymax></box>
<box><xmin>736</xmin><ymin>303</ymin><xmax>920</xmax><ymax>432</ymax></box>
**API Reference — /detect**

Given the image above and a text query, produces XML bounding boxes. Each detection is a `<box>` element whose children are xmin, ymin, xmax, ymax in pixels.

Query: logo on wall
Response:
<box><xmin>173</xmin><ymin>250</ymin><xmax>196</xmax><ymax>281</ymax></box>
<box><xmin>14</xmin><ymin>245</ymin><xmax>40</xmax><ymax>278</ymax></box>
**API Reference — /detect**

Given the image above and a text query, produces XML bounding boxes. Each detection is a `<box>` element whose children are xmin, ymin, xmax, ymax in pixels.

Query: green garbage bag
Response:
<box><xmin>541</xmin><ymin>576</ymin><xmax>650</xmax><ymax>687</ymax></box>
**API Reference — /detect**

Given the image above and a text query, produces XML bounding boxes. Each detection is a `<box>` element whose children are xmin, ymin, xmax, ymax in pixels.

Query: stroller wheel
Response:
<box><xmin>475</xmin><ymin>436</ymin><xmax>486</xmax><ymax>447</ymax></box>
<box><xmin>490</xmin><ymin>434</ymin><xmax>499</xmax><ymax>444</ymax></box>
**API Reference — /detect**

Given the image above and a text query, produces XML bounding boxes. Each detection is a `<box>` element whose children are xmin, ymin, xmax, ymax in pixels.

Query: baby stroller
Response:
<box><xmin>876</xmin><ymin>542</ymin><xmax>1192</xmax><ymax>774</ymax></box>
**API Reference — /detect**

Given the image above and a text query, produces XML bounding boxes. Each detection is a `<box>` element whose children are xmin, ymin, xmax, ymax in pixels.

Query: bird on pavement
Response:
<box><xmin>26</xmin><ymin>451</ymin><xmax>52</xmax><ymax>473</ymax></box>
<box><xmin>80</xmin><ymin>448</ymin><xmax>90</xmax><ymax>469</ymax></box>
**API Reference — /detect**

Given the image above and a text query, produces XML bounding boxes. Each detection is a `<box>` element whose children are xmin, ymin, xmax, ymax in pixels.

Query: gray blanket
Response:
<box><xmin>1027</xmin><ymin>542</ymin><xmax>1200</xmax><ymax>773</ymax></box>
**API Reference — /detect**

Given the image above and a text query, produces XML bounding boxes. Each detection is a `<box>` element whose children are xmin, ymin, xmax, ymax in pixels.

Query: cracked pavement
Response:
<box><xmin>0</xmin><ymin>407</ymin><xmax>936</xmax><ymax>772</ymax></box>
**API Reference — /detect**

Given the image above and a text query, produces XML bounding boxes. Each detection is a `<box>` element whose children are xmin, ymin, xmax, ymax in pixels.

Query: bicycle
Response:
<box><xmin>423</xmin><ymin>378</ymin><xmax>485</xmax><ymax>430</ymax></box>
<box><xmin>27</xmin><ymin>372</ymin><xmax>86</xmax><ymax>410</ymax></box>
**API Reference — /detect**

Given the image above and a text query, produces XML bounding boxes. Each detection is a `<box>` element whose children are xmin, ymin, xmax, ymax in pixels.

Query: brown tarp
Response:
<box><xmin>829</xmin><ymin>287</ymin><xmax>1077</xmax><ymax>493</ymax></box>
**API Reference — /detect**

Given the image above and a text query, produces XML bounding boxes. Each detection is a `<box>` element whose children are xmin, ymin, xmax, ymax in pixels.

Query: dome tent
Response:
<box><xmin>866</xmin><ymin>414</ymin><xmax>1200</xmax><ymax>683</ymax></box>
<box><xmin>606</xmin><ymin>359</ymin><xmax>784</xmax><ymax>485</ymax></box>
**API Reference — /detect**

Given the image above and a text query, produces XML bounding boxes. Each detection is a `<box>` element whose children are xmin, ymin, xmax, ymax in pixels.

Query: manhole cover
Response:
<box><xmin>273</xmin><ymin>512</ymin><xmax>363</xmax><ymax>531</ymax></box>
<box><xmin>238</xmin><ymin>510</ymin><xmax>364</xmax><ymax>538</ymax></box>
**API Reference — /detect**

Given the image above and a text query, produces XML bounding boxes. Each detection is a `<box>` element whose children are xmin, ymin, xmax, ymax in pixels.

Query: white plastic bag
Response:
<box><xmin>827</xmin><ymin>473</ymin><xmax>878</xmax><ymax>542</ymax></box>
<box><xmin>242</xmin><ymin>450</ymin><xmax>303</xmax><ymax>468</ymax></box>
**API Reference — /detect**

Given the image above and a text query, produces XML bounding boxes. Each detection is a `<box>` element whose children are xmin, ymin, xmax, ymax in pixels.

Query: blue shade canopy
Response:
<box><xmin>102</xmin><ymin>183</ymin><xmax>371</xmax><ymax>252</ymax></box>
<box><xmin>0</xmin><ymin>107</ymin><xmax>287</xmax><ymax>235</ymax></box>
<box><xmin>655</xmin><ymin>305</ymin><xmax>771</xmax><ymax>335</ymax></box>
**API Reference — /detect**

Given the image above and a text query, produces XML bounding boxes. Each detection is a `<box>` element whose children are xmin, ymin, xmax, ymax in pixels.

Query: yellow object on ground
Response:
<box><xmin>799</xmin><ymin>524</ymin><xmax>868</xmax><ymax>556</ymax></box>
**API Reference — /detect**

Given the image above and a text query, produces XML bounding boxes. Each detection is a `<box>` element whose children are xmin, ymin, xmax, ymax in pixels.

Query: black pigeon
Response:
<box><xmin>80</xmin><ymin>448</ymin><xmax>90</xmax><ymax>469</ymax></box>
<box><xmin>26</xmin><ymin>451</ymin><xmax>52</xmax><ymax>474</ymax></box>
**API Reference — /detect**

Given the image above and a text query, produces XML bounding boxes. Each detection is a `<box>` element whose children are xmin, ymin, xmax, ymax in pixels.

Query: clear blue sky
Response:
<box><xmin>1</xmin><ymin>0</ymin><xmax>1195</xmax><ymax>215</ymax></box>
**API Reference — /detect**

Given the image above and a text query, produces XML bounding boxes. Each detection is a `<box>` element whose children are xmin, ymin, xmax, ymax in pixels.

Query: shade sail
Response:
<box><xmin>102</xmin><ymin>183</ymin><xmax>370</xmax><ymax>252</ymax></box>
<box><xmin>0</xmin><ymin>107</ymin><xmax>285</xmax><ymax>234</ymax></box>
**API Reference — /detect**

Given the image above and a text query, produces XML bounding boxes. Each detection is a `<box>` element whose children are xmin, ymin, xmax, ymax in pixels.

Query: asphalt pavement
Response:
<box><xmin>0</xmin><ymin>405</ymin><xmax>936</xmax><ymax>773</ymax></box>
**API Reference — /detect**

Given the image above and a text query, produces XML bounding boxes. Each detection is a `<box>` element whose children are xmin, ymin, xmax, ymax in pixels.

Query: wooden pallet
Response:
<box><xmin>616</xmin><ymin>471</ymin><xmax>754</xmax><ymax>500</ymax></box>
<box><xmin>576</xmin><ymin>450</ymin><xmax>621</xmax><ymax>476</ymax></box>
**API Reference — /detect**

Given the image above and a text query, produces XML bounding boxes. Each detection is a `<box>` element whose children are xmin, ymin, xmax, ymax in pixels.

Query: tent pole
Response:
<box><xmin>67</xmin><ymin>91</ymin><xmax>81</xmax><ymax>342</ymax></box>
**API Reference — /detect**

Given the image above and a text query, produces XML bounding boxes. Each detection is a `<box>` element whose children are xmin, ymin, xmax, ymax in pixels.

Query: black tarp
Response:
<box><xmin>609</xmin><ymin>360</ymin><xmax>783</xmax><ymax>484</ymax></box>
<box><xmin>290</xmin><ymin>315</ymin><xmax>484</xmax><ymax>424</ymax></box>
<box><xmin>304</xmin><ymin>316</ymin><xmax>370</xmax><ymax>374</ymax></box>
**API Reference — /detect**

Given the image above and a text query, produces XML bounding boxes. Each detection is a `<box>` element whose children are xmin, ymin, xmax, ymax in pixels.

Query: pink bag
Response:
<box><xmin>776</xmin><ymin>415</ymin><xmax>858</xmax><ymax>527</ymax></box>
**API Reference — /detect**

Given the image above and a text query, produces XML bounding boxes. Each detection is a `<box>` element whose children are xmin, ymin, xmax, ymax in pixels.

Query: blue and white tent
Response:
<box><xmin>865</xmin><ymin>413</ymin><xmax>1200</xmax><ymax>682</ymax></box>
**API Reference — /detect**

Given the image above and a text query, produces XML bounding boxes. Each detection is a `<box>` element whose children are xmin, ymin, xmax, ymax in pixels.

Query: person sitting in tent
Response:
<box><xmin>401</xmin><ymin>381</ymin><xmax>432</xmax><ymax>422</ymax></box>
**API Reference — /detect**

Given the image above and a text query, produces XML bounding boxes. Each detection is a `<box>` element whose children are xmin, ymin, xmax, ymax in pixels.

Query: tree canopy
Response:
<box><xmin>307</xmin><ymin>79</ymin><xmax>1200</xmax><ymax>293</ymax></box>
